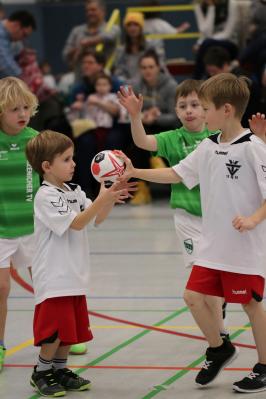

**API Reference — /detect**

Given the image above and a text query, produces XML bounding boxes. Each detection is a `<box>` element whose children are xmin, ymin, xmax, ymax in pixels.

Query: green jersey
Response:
<box><xmin>0</xmin><ymin>126</ymin><xmax>39</xmax><ymax>238</ymax></box>
<box><xmin>154</xmin><ymin>126</ymin><xmax>213</xmax><ymax>216</ymax></box>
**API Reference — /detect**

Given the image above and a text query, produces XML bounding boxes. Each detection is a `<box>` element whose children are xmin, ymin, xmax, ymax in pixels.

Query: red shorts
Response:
<box><xmin>186</xmin><ymin>265</ymin><xmax>265</xmax><ymax>304</ymax></box>
<box><xmin>33</xmin><ymin>296</ymin><xmax>93</xmax><ymax>346</ymax></box>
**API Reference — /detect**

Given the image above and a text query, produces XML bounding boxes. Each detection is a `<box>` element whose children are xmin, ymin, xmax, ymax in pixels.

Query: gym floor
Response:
<box><xmin>1</xmin><ymin>199</ymin><xmax>263</xmax><ymax>399</ymax></box>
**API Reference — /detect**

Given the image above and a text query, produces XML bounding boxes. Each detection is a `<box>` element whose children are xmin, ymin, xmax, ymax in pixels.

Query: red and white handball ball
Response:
<box><xmin>91</xmin><ymin>150</ymin><xmax>125</xmax><ymax>184</ymax></box>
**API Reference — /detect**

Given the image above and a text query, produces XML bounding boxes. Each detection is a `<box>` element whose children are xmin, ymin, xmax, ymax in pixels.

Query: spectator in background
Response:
<box><xmin>193</xmin><ymin>0</ymin><xmax>239</xmax><ymax>79</ymax></box>
<box><xmin>40</xmin><ymin>61</ymin><xmax>57</xmax><ymax>90</ymax></box>
<box><xmin>128</xmin><ymin>49</ymin><xmax>178</xmax><ymax>205</ymax></box>
<box><xmin>68</xmin><ymin>50</ymin><xmax>123</xmax><ymax>104</ymax></box>
<box><xmin>141</xmin><ymin>0</ymin><xmax>190</xmax><ymax>57</ymax></box>
<box><xmin>113</xmin><ymin>11</ymin><xmax>164</xmax><ymax>83</ymax></box>
<box><xmin>238</xmin><ymin>0</ymin><xmax>266</xmax><ymax>84</ymax></box>
<box><xmin>62</xmin><ymin>0</ymin><xmax>120</xmax><ymax>80</ymax></box>
<box><xmin>203</xmin><ymin>46</ymin><xmax>261</xmax><ymax>125</ymax></box>
<box><xmin>0</xmin><ymin>10</ymin><xmax>36</xmax><ymax>78</ymax></box>
<box><xmin>0</xmin><ymin>2</ymin><xmax>5</xmax><ymax>20</ymax></box>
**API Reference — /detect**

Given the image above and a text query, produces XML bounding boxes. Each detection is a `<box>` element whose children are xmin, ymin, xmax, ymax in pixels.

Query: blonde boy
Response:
<box><xmin>0</xmin><ymin>77</ymin><xmax>39</xmax><ymax>372</ymax></box>
<box><xmin>119</xmin><ymin>73</ymin><xmax>266</xmax><ymax>393</ymax></box>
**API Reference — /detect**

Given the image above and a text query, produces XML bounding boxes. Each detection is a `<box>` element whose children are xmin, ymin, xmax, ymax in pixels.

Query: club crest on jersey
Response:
<box><xmin>226</xmin><ymin>159</ymin><xmax>241</xmax><ymax>179</ymax></box>
<box><xmin>261</xmin><ymin>165</ymin><xmax>266</xmax><ymax>173</ymax></box>
<box><xmin>184</xmin><ymin>238</ymin><xmax>193</xmax><ymax>254</ymax></box>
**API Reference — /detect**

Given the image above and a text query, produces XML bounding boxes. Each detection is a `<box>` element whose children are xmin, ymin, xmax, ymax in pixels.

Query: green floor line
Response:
<box><xmin>28</xmin><ymin>306</ymin><xmax>188</xmax><ymax>399</ymax></box>
<box><xmin>140</xmin><ymin>322</ymin><xmax>251</xmax><ymax>399</ymax></box>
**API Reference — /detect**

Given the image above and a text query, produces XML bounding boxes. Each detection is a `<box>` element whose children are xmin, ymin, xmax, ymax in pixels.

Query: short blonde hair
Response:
<box><xmin>26</xmin><ymin>130</ymin><xmax>74</xmax><ymax>176</ymax></box>
<box><xmin>0</xmin><ymin>77</ymin><xmax>38</xmax><ymax>117</ymax></box>
<box><xmin>199</xmin><ymin>73</ymin><xmax>250</xmax><ymax>119</ymax></box>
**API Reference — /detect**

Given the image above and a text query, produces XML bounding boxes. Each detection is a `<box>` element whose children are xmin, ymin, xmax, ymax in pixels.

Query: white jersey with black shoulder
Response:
<box><xmin>173</xmin><ymin>130</ymin><xmax>266</xmax><ymax>277</ymax></box>
<box><xmin>32</xmin><ymin>181</ymin><xmax>93</xmax><ymax>305</ymax></box>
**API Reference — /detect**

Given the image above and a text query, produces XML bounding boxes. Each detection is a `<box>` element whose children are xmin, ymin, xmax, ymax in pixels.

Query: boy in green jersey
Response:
<box><xmin>118</xmin><ymin>79</ymin><xmax>228</xmax><ymax>336</ymax></box>
<box><xmin>0</xmin><ymin>77</ymin><xmax>39</xmax><ymax>372</ymax></box>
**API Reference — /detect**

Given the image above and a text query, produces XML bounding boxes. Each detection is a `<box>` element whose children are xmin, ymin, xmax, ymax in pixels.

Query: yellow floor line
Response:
<box><xmin>6</xmin><ymin>339</ymin><xmax>33</xmax><ymax>357</ymax></box>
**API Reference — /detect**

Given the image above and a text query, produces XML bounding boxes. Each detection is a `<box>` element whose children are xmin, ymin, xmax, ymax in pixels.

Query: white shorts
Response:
<box><xmin>173</xmin><ymin>209</ymin><xmax>202</xmax><ymax>268</ymax></box>
<box><xmin>0</xmin><ymin>234</ymin><xmax>34</xmax><ymax>269</ymax></box>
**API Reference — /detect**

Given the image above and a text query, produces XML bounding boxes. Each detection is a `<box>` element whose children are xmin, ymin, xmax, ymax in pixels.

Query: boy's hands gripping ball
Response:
<box><xmin>91</xmin><ymin>150</ymin><xmax>126</xmax><ymax>186</ymax></box>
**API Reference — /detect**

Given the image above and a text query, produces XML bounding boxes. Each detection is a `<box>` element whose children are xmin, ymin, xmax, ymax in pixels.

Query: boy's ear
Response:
<box><xmin>224</xmin><ymin>103</ymin><xmax>233</xmax><ymax>116</ymax></box>
<box><xmin>41</xmin><ymin>160</ymin><xmax>50</xmax><ymax>173</ymax></box>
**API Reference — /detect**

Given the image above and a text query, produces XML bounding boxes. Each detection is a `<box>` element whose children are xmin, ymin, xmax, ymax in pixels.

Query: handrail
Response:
<box><xmin>96</xmin><ymin>8</ymin><xmax>120</xmax><ymax>71</ymax></box>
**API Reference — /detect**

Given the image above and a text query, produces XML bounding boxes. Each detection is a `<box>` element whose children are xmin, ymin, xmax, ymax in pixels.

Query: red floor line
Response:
<box><xmin>10</xmin><ymin>268</ymin><xmax>256</xmax><ymax>350</ymax></box>
<box><xmin>4</xmin><ymin>364</ymin><xmax>252</xmax><ymax>371</ymax></box>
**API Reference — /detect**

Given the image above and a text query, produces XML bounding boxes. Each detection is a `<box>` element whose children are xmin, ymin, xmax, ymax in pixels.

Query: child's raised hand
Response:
<box><xmin>232</xmin><ymin>215</ymin><xmax>257</xmax><ymax>232</ymax></box>
<box><xmin>249</xmin><ymin>113</ymin><xmax>266</xmax><ymax>143</ymax></box>
<box><xmin>117</xmin><ymin>86</ymin><xmax>143</xmax><ymax>117</ymax></box>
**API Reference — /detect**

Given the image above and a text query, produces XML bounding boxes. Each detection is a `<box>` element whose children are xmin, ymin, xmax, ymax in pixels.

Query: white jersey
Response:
<box><xmin>173</xmin><ymin>130</ymin><xmax>266</xmax><ymax>277</ymax></box>
<box><xmin>32</xmin><ymin>181</ymin><xmax>92</xmax><ymax>305</ymax></box>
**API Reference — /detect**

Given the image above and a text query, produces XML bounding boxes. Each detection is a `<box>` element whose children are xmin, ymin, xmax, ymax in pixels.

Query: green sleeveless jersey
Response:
<box><xmin>154</xmin><ymin>126</ymin><xmax>214</xmax><ymax>216</ymax></box>
<box><xmin>0</xmin><ymin>127</ymin><xmax>39</xmax><ymax>238</ymax></box>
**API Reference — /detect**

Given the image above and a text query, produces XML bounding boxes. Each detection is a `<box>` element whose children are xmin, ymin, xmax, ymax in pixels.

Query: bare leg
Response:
<box><xmin>184</xmin><ymin>289</ymin><xmax>223</xmax><ymax>347</ymax></box>
<box><xmin>39</xmin><ymin>338</ymin><xmax>61</xmax><ymax>361</ymax></box>
<box><xmin>205</xmin><ymin>295</ymin><xmax>226</xmax><ymax>334</ymax></box>
<box><xmin>243</xmin><ymin>299</ymin><xmax>266</xmax><ymax>363</ymax></box>
<box><xmin>54</xmin><ymin>345</ymin><xmax>70</xmax><ymax>360</ymax></box>
<box><xmin>0</xmin><ymin>268</ymin><xmax>11</xmax><ymax>341</ymax></box>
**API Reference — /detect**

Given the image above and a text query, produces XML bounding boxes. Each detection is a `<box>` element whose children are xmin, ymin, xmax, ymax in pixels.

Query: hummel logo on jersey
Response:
<box><xmin>232</xmin><ymin>289</ymin><xmax>247</xmax><ymax>295</ymax></box>
<box><xmin>226</xmin><ymin>160</ymin><xmax>242</xmax><ymax>179</ymax></box>
<box><xmin>184</xmin><ymin>238</ymin><xmax>193</xmax><ymax>254</ymax></box>
<box><xmin>10</xmin><ymin>143</ymin><xmax>20</xmax><ymax>151</ymax></box>
<box><xmin>215</xmin><ymin>150</ymin><xmax>228</xmax><ymax>155</ymax></box>
<box><xmin>51</xmin><ymin>197</ymin><xmax>70</xmax><ymax>214</ymax></box>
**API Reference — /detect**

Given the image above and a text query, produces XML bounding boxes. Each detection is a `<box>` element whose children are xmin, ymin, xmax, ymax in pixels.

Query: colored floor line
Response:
<box><xmin>140</xmin><ymin>323</ymin><xmax>251</xmax><ymax>399</ymax></box>
<box><xmin>4</xmin><ymin>364</ymin><xmax>252</xmax><ymax>372</ymax></box>
<box><xmin>27</xmin><ymin>307</ymin><xmax>188</xmax><ymax>399</ymax></box>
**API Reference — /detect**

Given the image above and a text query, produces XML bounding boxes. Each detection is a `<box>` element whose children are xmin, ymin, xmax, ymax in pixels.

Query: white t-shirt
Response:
<box><xmin>173</xmin><ymin>130</ymin><xmax>266</xmax><ymax>277</ymax></box>
<box><xmin>32</xmin><ymin>181</ymin><xmax>92</xmax><ymax>305</ymax></box>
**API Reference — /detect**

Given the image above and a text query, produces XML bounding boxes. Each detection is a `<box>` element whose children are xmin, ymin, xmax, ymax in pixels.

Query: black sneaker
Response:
<box><xmin>233</xmin><ymin>363</ymin><xmax>266</xmax><ymax>393</ymax></box>
<box><xmin>196</xmin><ymin>340</ymin><xmax>239</xmax><ymax>386</ymax></box>
<box><xmin>30</xmin><ymin>366</ymin><xmax>66</xmax><ymax>397</ymax></box>
<box><xmin>54</xmin><ymin>368</ymin><xmax>91</xmax><ymax>391</ymax></box>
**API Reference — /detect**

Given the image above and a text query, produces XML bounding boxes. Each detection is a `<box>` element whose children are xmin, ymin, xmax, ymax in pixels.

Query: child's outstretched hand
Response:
<box><xmin>117</xmin><ymin>86</ymin><xmax>143</xmax><ymax>117</ymax></box>
<box><xmin>249</xmin><ymin>113</ymin><xmax>266</xmax><ymax>143</ymax></box>
<box><xmin>232</xmin><ymin>215</ymin><xmax>257</xmax><ymax>232</ymax></box>
<box><xmin>113</xmin><ymin>150</ymin><xmax>136</xmax><ymax>181</ymax></box>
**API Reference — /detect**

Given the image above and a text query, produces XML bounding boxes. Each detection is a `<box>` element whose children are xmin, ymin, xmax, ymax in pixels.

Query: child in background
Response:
<box><xmin>119</xmin><ymin>74</ymin><xmax>266</xmax><ymax>393</ymax></box>
<box><xmin>0</xmin><ymin>77</ymin><xmax>39</xmax><ymax>372</ymax></box>
<box><xmin>26</xmin><ymin>130</ymin><xmax>134</xmax><ymax>397</ymax></box>
<box><xmin>118</xmin><ymin>80</ymin><xmax>228</xmax><ymax>337</ymax></box>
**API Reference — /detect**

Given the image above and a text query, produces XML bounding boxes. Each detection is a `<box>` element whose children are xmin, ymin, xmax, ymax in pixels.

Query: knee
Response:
<box><xmin>183</xmin><ymin>289</ymin><xmax>203</xmax><ymax>309</ymax></box>
<box><xmin>242</xmin><ymin>299</ymin><xmax>258</xmax><ymax>317</ymax></box>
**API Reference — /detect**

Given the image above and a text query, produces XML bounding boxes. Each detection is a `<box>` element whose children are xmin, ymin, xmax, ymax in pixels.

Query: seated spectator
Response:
<box><xmin>239</xmin><ymin>0</ymin><xmax>266</xmax><ymax>84</ymax></box>
<box><xmin>141</xmin><ymin>0</ymin><xmax>190</xmax><ymax>57</ymax></box>
<box><xmin>203</xmin><ymin>46</ymin><xmax>261</xmax><ymax>125</ymax></box>
<box><xmin>62</xmin><ymin>0</ymin><xmax>120</xmax><ymax>81</ymax></box>
<box><xmin>0</xmin><ymin>2</ymin><xmax>5</xmax><ymax>20</ymax></box>
<box><xmin>193</xmin><ymin>0</ymin><xmax>239</xmax><ymax>79</ymax></box>
<box><xmin>0</xmin><ymin>10</ymin><xmax>36</xmax><ymax>78</ymax></box>
<box><xmin>128</xmin><ymin>49</ymin><xmax>178</xmax><ymax>205</ymax></box>
<box><xmin>18</xmin><ymin>48</ymin><xmax>55</xmax><ymax>102</ymax></box>
<box><xmin>40</xmin><ymin>60</ymin><xmax>57</xmax><ymax>90</ymax></box>
<box><xmin>113</xmin><ymin>11</ymin><xmax>164</xmax><ymax>83</ymax></box>
<box><xmin>68</xmin><ymin>50</ymin><xmax>123</xmax><ymax>103</ymax></box>
<box><xmin>71</xmin><ymin>71</ymin><xmax>126</xmax><ymax>198</ymax></box>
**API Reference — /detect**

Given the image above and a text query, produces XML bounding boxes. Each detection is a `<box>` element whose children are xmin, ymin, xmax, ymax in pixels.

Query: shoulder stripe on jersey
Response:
<box><xmin>208</xmin><ymin>133</ymin><xmax>219</xmax><ymax>143</ymax></box>
<box><xmin>232</xmin><ymin>132</ymin><xmax>253</xmax><ymax>144</ymax></box>
<box><xmin>41</xmin><ymin>183</ymin><xmax>64</xmax><ymax>193</ymax></box>
<box><xmin>68</xmin><ymin>183</ymin><xmax>78</xmax><ymax>191</ymax></box>
<box><xmin>207</xmin><ymin>132</ymin><xmax>253</xmax><ymax>145</ymax></box>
